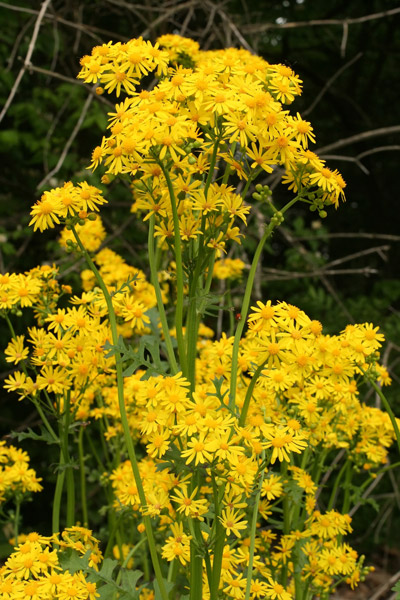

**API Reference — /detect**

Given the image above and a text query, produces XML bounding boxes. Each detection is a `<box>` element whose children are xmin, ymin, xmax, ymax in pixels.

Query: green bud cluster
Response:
<box><xmin>252</xmin><ymin>183</ymin><xmax>272</xmax><ymax>202</ymax></box>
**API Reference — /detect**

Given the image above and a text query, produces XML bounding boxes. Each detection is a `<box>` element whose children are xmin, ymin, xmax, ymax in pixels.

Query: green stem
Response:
<box><xmin>239</xmin><ymin>360</ymin><xmax>268</xmax><ymax>427</ymax></box>
<box><xmin>229</xmin><ymin>195</ymin><xmax>300</xmax><ymax>411</ymax></box>
<box><xmin>244</xmin><ymin>450</ymin><xmax>266</xmax><ymax>600</ymax></box>
<box><xmin>63</xmin><ymin>391</ymin><xmax>75</xmax><ymax>527</ymax></box>
<box><xmin>209</xmin><ymin>476</ymin><xmax>225</xmax><ymax>600</ymax></box>
<box><xmin>360</xmin><ymin>366</ymin><xmax>400</xmax><ymax>455</ymax></box>
<box><xmin>327</xmin><ymin>459</ymin><xmax>349</xmax><ymax>511</ymax></box>
<box><xmin>115</xmin><ymin>537</ymin><xmax>146</xmax><ymax>585</ymax></box>
<box><xmin>190</xmin><ymin>537</ymin><xmax>203</xmax><ymax>600</ymax></box>
<box><xmin>52</xmin><ymin>444</ymin><xmax>66</xmax><ymax>534</ymax></box>
<box><xmin>14</xmin><ymin>497</ymin><xmax>21</xmax><ymax>546</ymax></box>
<box><xmin>157</xmin><ymin>161</ymin><xmax>188</xmax><ymax>377</ymax></box>
<box><xmin>203</xmin><ymin>133</ymin><xmax>221</xmax><ymax>197</ymax></box>
<box><xmin>358</xmin><ymin>461</ymin><xmax>400</xmax><ymax>495</ymax></box>
<box><xmin>148</xmin><ymin>215</ymin><xmax>178</xmax><ymax>374</ymax></box>
<box><xmin>78</xmin><ymin>426</ymin><xmax>89</xmax><ymax>526</ymax></box>
<box><xmin>341</xmin><ymin>460</ymin><xmax>353</xmax><ymax>514</ymax></box>
<box><xmin>71</xmin><ymin>225</ymin><xmax>169</xmax><ymax>600</ymax></box>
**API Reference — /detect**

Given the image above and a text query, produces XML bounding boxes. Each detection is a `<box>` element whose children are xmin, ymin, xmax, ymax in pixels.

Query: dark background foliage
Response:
<box><xmin>1</xmin><ymin>0</ymin><xmax>399</xmax><ymax>575</ymax></box>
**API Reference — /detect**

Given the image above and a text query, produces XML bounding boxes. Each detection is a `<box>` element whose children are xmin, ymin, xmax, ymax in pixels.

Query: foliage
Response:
<box><xmin>0</xmin><ymin>30</ymin><xmax>399</xmax><ymax>600</ymax></box>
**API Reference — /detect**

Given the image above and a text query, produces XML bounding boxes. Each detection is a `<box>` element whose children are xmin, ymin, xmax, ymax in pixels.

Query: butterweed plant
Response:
<box><xmin>1</xmin><ymin>34</ymin><xmax>399</xmax><ymax>600</ymax></box>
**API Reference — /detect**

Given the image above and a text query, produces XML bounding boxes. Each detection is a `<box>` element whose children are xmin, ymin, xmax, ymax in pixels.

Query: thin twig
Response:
<box><xmin>316</xmin><ymin>125</ymin><xmax>400</xmax><ymax>155</ymax></box>
<box><xmin>303</xmin><ymin>52</ymin><xmax>363</xmax><ymax>117</ymax></box>
<box><xmin>217</xmin><ymin>7</ymin><xmax>254</xmax><ymax>52</ymax></box>
<box><xmin>319</xmin><ymin>154</ymin><xmax>370</xmax><ymax>174</ymax></box>
<box><xmin>5</xmin><ymin>15</ymin><xmax>35</xmax><ymax>72</ymax></box>
<box><xmin>26</xmin><ymin>64</ymin><xmax>114</xmax><ymax>107</ymax></box>
<box><xmin>37</xmin><ymin>93</ymin><xmax>94</xmax><ymax>189</ymax></box>
<box><xmin>241</xmin><ymin>7</ymin><xmax>400</xmax><ymax>34</ymax></box>
<box><xmin>0</xmin><ymin>0</ymin><xmax>52</xmax><ymax>124</ymax></box>
<box><xmin>0</xmin><ymin>1</ymin><xmax>127</xmax><ymax>41</ymax></box>
<box><xmin>294</xmin><ymin>232</ymin><xmax>400</xmax><ymax>242</ymax></box>
<box><xmin>349</xmin><ymin>472</ymin><xmax>385</xmax><ymax>517</ymax></box>
<box><xmin>367</xmin><ymin>569</ymin><xmax>400</xmax><ymax>600</ymax></box>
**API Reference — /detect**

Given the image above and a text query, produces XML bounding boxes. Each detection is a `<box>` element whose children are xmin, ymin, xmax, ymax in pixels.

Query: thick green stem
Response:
<box><xmin>239</xmin><ymin>360</ymin><xmax>268</xmax><ymax>426</ymax></box>
<box><xmin>14</xmin><ymin>497</ymin><xmax>21</xmax><ymax>546</ymax></box>
<box><xmin>341</xmin><ymin>460</ymin><xmax>353</xmax><ymax>514</ymax></box>
<box><xmin>78</xmin><ymin>426</ymin><xmax>88</xmax><ymax>526</ymax></box>
<box><xmin>157</xmin><ymin>161</ymin><xmax>188</xmax><ymax>377</ymax></box>
<box><xmin>52</xmin><ymin>444</ymin><xmax>66</xmax><ymax>534</ymax></box>
<box><xmin>71</xmin><ymin>225</ymin><xmax>169</xmax><ymax>600</ymax></box>
<box><xmin>190</xmin><ymin>537</ymin><xmax>203</xmax><ymax>600</ymax></box>
<box><xmin>209</xmin><ymin>475</ymin><xmax>225</xmax><ymax>600</ymax></box>
<box><xmin>229</xmin><ymin>195</ymin><xmax>301</xmax><ymax>411</ymax></box>
<box><xmin>63</xmin><ymin>391</ymin><xmax>75</xmax><ymax>527</ymax></box>
<box><xmin>327</xmin><ymin>459</ymin><xmax>349</xmax><ymax>510</ymax></box>
<box><xmin>244</xmin><ymin>450</ymin><xmax>266</xmax><ymax>600</ymax></box>
<box><xmin>148</xmin><ymin>214</ymin><xmax>179</xmax><ymax>374</ymax></box>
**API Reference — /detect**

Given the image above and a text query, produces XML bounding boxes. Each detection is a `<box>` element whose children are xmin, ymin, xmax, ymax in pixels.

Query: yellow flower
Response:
<box><xmin>4</xmin><ymin>335</ymin><xmax>29</xmax><ymax>364</ymax></box>
<box><xmin>264</xmin><ymin>428</ymin><xmax>308</xmax><ymax>464</ymax></box>
<box><xmin>181</xmin><ymin>433</ymin><xmax>218</xmax><ymax>465</ymax></box>
<box><xmin>29</xmin><ymin>191</ymin><xmax>63</xmax><ymax>232</ymax></box>
<box><xmin>219</xmin><ymin>507</ymin><xmax>247</xmax><ymax>537</ymax></box>
<box><xmin>170</xmin><ymin>485</ymin><xmax>208</xmax><ymax>518</ymax></box>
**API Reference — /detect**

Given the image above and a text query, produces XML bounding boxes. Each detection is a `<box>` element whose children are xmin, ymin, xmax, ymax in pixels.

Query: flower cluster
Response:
<box><xmin>29</xmin><ymin>182</ymin><xmax>107</xmax><ymax>233</ymax></box>
<box><xmin>3</xmin><ymin>253</ymin><xmax>157</xmax><ymax>419</ymax></box>
<box><xmin>2</xmin><ymin>32</ymin><xmax>397</xmax><ymax>600</ymax></box>
<box><xmin>0</xmin><ymin>442</ymin><xmax>42</xmax><ymax>505</ymax></box>
<box><xmin>0</xmin><ymin>528</ymin><xmax>101</xmax><ymax>600</ymax></box>
<box><xmin>91</xmin><ymin>301</ymin><xmax>393</xmax><ymax>599</ymax></box>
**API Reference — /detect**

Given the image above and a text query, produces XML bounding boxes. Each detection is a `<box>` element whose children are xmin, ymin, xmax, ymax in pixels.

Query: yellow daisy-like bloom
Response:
<box><xmin>29</xmin><ymin>191</ymin><xmax>63</xmax><ymax>232</ymax></box>
<box><xmin>170</xmin><ymin>485</ymin><xmax>208</xmax><ymax>518</ymax></box>
<box><xmin>219</xmin><ymin>507</ymin><xmax>248</xmax><ymax>537</ymax></box>
<box><xmin>264</xmin><ymin>428</ymin><xmax>308</xmax><ymax>464</ymax></box>
<box><xmin>4</xmin><ymin>335</ymin><xmax>29</xmax><ymax>365</ymax></box>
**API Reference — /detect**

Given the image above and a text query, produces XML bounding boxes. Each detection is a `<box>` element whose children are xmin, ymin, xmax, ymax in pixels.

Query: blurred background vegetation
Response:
<box><xmin>1</xmin><ymin>0</ymin><xmax>400</xmax><ymax>586</ymax></box>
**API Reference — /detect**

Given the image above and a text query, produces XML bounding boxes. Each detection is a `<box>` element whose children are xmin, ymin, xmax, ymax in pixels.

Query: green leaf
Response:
<box><xmin>98</xmin><ymin>582</ymin><xmax>120</xmax><ymax>600</ymax></box>
<box><xmin>98</xmin><ymin>557</ymin><xmax>119</xmax><ymax>581</ymax></box>
<box><xmin>9</xmin><ymin>426</ymin><xmax>59</xmax><ymax>445</ymax></box>
<box><xmin>59</xmin><ymin>549</ymin><xmax>90</xmax><ymax>573</ymax></box>
<box><xmin>154</xmin><ymin>578</ymin><xmax>174</xmax><ymax>600</ymax></box>
<box><xmin>392</xmin><ymin>580</ymin><xmax>400</xmax><ymax>598</ymax></box>
<box><xmin>120</xmin><ymin>569</ymin><xmax>143</xmax><ymax>598</ymax></box>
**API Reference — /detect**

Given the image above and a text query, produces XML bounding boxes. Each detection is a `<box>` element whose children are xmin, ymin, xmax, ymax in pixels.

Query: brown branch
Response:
<box><xmin>367</xmin><ymin>569</ymin><xmax>400</xmax><ymax>600</ymax></box>
<box><xmin>302</xmin><ymin>52</ymin><xmax>363</xmax><ymax>117</ymax></box>
<box><xmin>216</xmin><ymin>6</ymin><xmax>254</xmax><ymax>52</ymax></box>
<box><xmin>5</xmin><ymin>14</ymin><xmax>35</xmax><ymax>72</ymax></box>
<box><xmin>316</xmin><ymin>125</ymin><xmax>400</xmax><ymax>154</ymax></box>
<box><xmin>320</xmin><ymin>154</ymin><xmax>370</xmax><ymax>174</ymax></box>
<box><xmin>26</xmin><ymin>65</ymin><xmax>114</xmax><ymax>107</ymax></box>
<box><xmin>37</xmin><ymin>93</ymin><xmax>94</xmax><ymax>190</ymax></box>
<box><xmin>323</xmin><ymin>244</ymin><xmax>390</xmax><ymax>269</ymax></box>
<box><xmin>0</xmin><ymin>1</ymin><xmax>128</xmax><ymax>41</ymax></box>
<box><xmin>241</xmin><ymin>7</ymin><xmax>400</xmax><ymax>34</ymax></box>
<box><xmin>0</xmin><ymin>0</ymin><xmax>52</xmax><ymax>124</ymax></box>
<box><xmin>294</xmin><ymin>232</ymin><xmax>400</xmax><ymax>242</ymax></box>
<box><xmin>356</xmin><ymin>144</ymin><xmax>400</xmax><ymax>160</ymax></box>
<box><xmin>140</xmin><ymin>0</ymin><xmax>199</xmax><ymax>38</ymax></box>
<box><xmin>278</xmin><ymin>225</ymin><xmax>355</xmax><ymax>322</ymax></box>
<box><xmin>262</xmin><ymin>266</ymin><xmax>378</xmax><ymax>281</ymax></box>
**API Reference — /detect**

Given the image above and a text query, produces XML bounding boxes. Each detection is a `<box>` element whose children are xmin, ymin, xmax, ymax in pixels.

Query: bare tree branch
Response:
<box><xmin>317</xmin><ymin>125</ymin><xmax>400</xmax><ymax>154</ymax></box>
<box><xmin>37</xmin><ymin>92</ymin><xmax>94</xmax><ymax>189</ymax></box>
<box><xmin>0</xmin><ymin>1</ymin><xmax>128</xmax><ymax>41</ymax></box>
<box><xmin>0</xmin><ymin>0</ymin><xmax>52</xmax><ymax>124</ymax></box>
<box><xmin>302</xmin><ymin>52</ymin><xmax>363</xmax><ymax>117</ymax></box>
<box><xmin>241</xmin><ymin>7</ymin><xmax>400</xmax><ymax>34</ymax></box>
